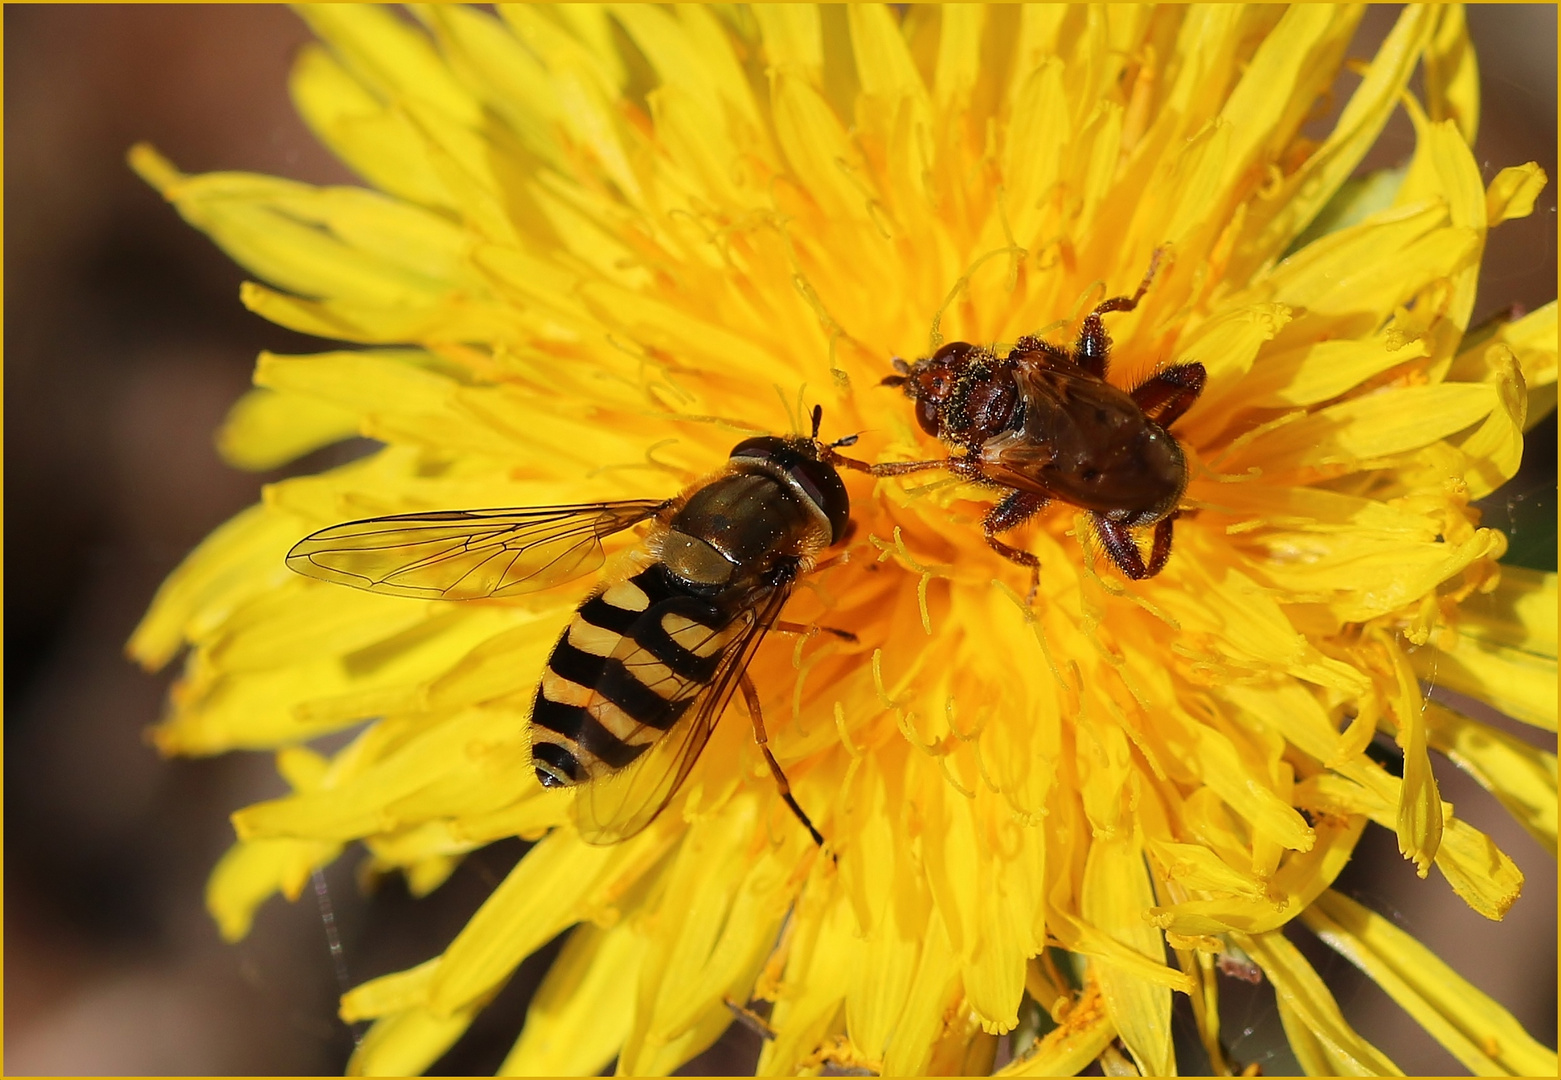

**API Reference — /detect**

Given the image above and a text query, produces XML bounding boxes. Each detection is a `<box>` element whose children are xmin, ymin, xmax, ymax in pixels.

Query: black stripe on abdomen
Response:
<box><xmin>548</xmin><ymin>639</ymin><xmax>689</xmax><ymax>731</ymax></box>
<box><xmin>530</xmin><ymin>695</ymin><xmax>649</xmax><ymax>770</ymax></box>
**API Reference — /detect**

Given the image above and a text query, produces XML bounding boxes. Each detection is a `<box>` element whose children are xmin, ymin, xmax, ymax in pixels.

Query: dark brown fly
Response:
<box><xmin>286</xmin><ymin>408</ymin><xmax>857</xmax><ymax>846</ymax></box>
<box><xmin>843</xmin><ymin>252</ymin><xmax>1204</xmax><ymax>591</ymax></box>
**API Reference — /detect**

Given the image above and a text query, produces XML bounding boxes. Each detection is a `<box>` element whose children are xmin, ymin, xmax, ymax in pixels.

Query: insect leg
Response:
<box><xmin>983</xmin><ymin>490</ymin><xmax>1049</xmax><ymax>602</ymax></box>
<box><xmin>1130</xmin><ymin>362</ymin><xmax>1206</xmax><ymax>428</ymax></box>
<box><xmin>828</xmin><ymin>451</ymin><xmax>948</xmax><ymax>478</ymax></box>
<box><xmin>1144</xmin><ymin>514</ymin><xmax>1176</xmax><ymax>577</ymax></box>
<box><xmin>740</xmin><ymin>672</ymin><xmax>825</xmax><ymax>847</ymax></box>
<box><xmin>1093</xmin><ymin>513</ymin><xmax>1175</xmax><ymax>580</ymax></box>
<box><xmin>1012</xmin><ymin>335</ymin><xmax>1073</xmax><ymax>365</ymax></box>
<box><xmin>1075</xmin><ymin>246</ymin><xmax>1168</xmax><ymax>379</ymax></box>
<box><xmin>774</xmin><ymin>620</ymin><xmax>858</xmax><ymax>643</ymax></box>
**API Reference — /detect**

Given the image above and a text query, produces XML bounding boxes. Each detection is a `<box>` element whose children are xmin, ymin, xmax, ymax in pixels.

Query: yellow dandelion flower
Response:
<box><xmin>131</xmin><ymin>5</ymin><xmax>1556</xmax><ymax>1076</ymax></box>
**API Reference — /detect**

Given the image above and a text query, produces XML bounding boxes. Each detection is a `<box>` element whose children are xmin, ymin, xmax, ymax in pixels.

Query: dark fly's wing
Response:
<box><xmin>975</xmin><ymin>364</ymin><xmax>1071</xmax><ymax>493</ymax></box>
<box><xmin>286</xmin><ymin>500</ymin><xmax>667</xmax><ymax>600</ymax></box>
<box><xmin>574</xmin><ymin>585</ymin><xmax>792</xmax><ymax>845</ymax></box>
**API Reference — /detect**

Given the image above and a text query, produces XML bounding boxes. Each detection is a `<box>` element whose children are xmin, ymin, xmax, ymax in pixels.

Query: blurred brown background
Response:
<box><xmin>4</xmin><ymin>6</ymin><xmax>1555</xmax><ymax>1075</ymax></box>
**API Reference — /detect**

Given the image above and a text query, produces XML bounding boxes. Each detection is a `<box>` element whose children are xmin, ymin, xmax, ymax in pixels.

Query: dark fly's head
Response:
<box><xmin>882</xmin><ymin>342</ymin><xmax>977</xmax><ymax>435</ymax></box>
<box><xmin>883</xmin><ymin>342</ymin><xmax>1016</xmax><ymax>446</ymax></box>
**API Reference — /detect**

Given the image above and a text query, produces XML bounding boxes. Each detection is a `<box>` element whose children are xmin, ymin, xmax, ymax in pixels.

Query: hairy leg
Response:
<box><xmin>828</xmin><ymin>451</ymin><xmax>948</xmax><ymax>479</ymax></box>
<box><xmin>1094</xmin><ymin>513</ymin><xmax>1176</xmax><ymax>580</ymax></box>
<box><xmin>1075</xmin><ymin>246</ymin><xmax>1168</xmax><ymax>378</ymax></box>
<box><xmin>983</xmin><ymin>489</ymin><xmax>1050</xmax><ymax>601</ymax></box>
<box><xmin>1130</xmin><ymin>362</ymin><xmax>1206</xmax><ymax>428</ymax></box>
<box><xmin>1012</xmin><ymin>335</ymin><xmax>1074</xmax><ymax>366</ymax></box>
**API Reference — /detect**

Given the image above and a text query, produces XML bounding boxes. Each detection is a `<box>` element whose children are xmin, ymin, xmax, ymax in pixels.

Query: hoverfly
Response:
<box><xmin>286</xmin><ymin>408</ymin><xmax>858</xmax><ymax>846</ymax></box>
<box><xmin>843</xmin><ymin>251</ymin><xmax>1204</xmax><ymax>590</ymax></box>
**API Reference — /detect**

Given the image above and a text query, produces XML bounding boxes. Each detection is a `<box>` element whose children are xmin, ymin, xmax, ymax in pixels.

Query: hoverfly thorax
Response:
<box><xmin>727</xmin><ymin>434</ymin><xmax>851</xmax><ymax>544</ymax></box>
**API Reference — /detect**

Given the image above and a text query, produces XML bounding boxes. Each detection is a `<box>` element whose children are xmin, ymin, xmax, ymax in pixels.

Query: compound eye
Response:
<box><xmin>729</xmin><ymin>435</ymin><xmax>787</xmax><ymax>461</ymax></box>
<box><xmin>915</xmin><ymin>396</ymin><xmax>941</xmax><ymax>436</ymax></box>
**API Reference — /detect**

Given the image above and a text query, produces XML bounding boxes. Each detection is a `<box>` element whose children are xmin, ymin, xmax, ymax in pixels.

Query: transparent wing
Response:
<box><xmin>574</xmin><ymin>585</ymin><xmax>792</xmax><ymax>844</ymax></box>
<box><xmin>286</xmin><ymin>500</ymin><xmax>667</xmax><ymax>600</ymax></box>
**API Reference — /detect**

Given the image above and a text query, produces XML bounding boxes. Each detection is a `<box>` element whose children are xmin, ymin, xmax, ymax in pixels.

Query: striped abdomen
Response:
<box><xmin>529</xmin><ymin>562</ymin><xmax>740</xmax><ymax>787</ymax></box>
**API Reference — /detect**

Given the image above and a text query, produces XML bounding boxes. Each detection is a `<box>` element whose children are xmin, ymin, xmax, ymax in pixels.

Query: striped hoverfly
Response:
<box><xmin>286</xmin><ymin>409</ymin><xmax>857</xmax><ymax>847</ymax></box>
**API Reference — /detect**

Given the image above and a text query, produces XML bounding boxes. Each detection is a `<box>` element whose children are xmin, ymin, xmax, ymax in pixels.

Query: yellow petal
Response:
<box><xmin>1304</xmin><ymin>890</ymin><xmax>1557</xmax><ymax>1076</ymax></box>
<box><xmin>1245</xmin><ymin>528</ymin><xmax>1503</xmax><ymax>626</ymax></box>
<box><xmin>347</xmin><ymin>1002</ymin><xmax>478</xmax><ymax>1078</ymax></box>
<box><xmin>1216</xmin><ymin>6</ymin><xmax>1359</xmax><ymax>207</ymax></box>
<box><xmin>1502</xmin><ymin>301</ymin><xmax>1558</xmax><ymax>391</ymax></box>
<box><xmin>217</xmin><ymin>387</ymin><xmax>361</xmax><ymax>471</ymax></box>
<box><xmin>1423</xmin><ymin>5</ymin><xmax>1481</xmax><ymax>146</ymax></box>
<box><xmin>1000</xmin><ymin>58</ymin><xmax>1068</xmax><ymax>249</ymax></box>
<box><xmin>297</xmin><ymin>4</ymin><xmax>480</xmax><ymax>124</ymax></box>
<box><xmin>155</xmin><ymin>605</ymin><xmax>521</xmax><ymax>755</ymax></box>
<box><xmin>500</xmin><ymin>920</ymin><xmax>646</xmax><ymax>1077</ymax></box>
<box><xmin>1462</xmin><ymin>565</ymin><xmax>1557</xmax><ymax>658</ymax></box>
<box><xmin>1413</xmin><ymin>589</ymin><xmax>1559</xmax><ymax>732</ymax></box>
<box><xmin>496</xmin><ymin>8</ymin><xmax>642</xmax><ymax>206</ymax></box>
<box><xmin>1153</xmin><ymin>548</ymin><xmax>1370</xmax><ymax>696</ymax></box>
<box><xmin>289</xmin><ymin>43</ymin><xmax>455</xmax><ymax>210</ymax></box>
<box><xmin>1252</xmin><ymin>201</ymin><xmax>1450</xmax><ymax>319</ymax></box>
<box><xmin>342</xmin><ymin>957</ymin><xmax>439</xmax><ymax>1021</ymax></box>
<box><xmin>1456</xmin><ymin>301</ymin><xmax>1557</xmax><ymax>431</ymax></box>
<box><xmin>232</xmin><ymin>707</ymin><xmax>526</xmax><ymax>841</ymax></box>
<box><xmin>1183</xmin><ymin>722</ymin><xmax>1314</xmax><ymax>854</ymax></box>
<box><xmin>613</xmin><ymin>5</ymin><xmax>763</xmax><ymax>135</ymax></box>
<box><xmin>1393</xmin><ymin>101</ymin><xmax>1487</xmax><ymax>330</ymax></box>
<box><xmin>130</xmin><ymin>146</ymin><xmax>472</xmax><ymax>306</ymax></box>
<box><xmin>1453</xmin><ymin>343</ymin><xmax>1527</xmax><ymax>499</ymax></box>
<box><xmin>755</xmin><ymin>5</ymin><xmax>823</xmax><ymax>81</ymax></box>
<box><xmin>1486</xmin><ymin>163</ymin><xmax>1548</xmax><ymax>227</ymax></box>
<box><xmin>417</xmin><ymin>5</ymin><xmax>565</xmax><ymax>169</ymax></box>
<box><xmin>428</xmin><ymin>825</ymin><xmax>677</xmax><ymax>1016</ymax></box>
<box><xmin>1145</xmin><ymin>838</ymin><xmax>1270</xmax><ymax>903</ymax></box>
<box><xmin>1234</xmin><ymin>382</ymin><xmax>1499</xmax><ymax>478</ymax></box>
<box><xmin>1378</xmin><ymin>633</ymin><xmax>1443</xmax><ymax>876</ymax></box>
<box><xmin>843</xmin><ymin>751</ymin><xmax>941</xmax><ymax>1060</ymax></box>
<box><xmin>932</xmin><ymin>5</ymin><xmax>985</xmax><ymax>115</ymax></box>
<box><xmin>1171</xmin><ymin>301</ymin><xmax>1289</xmax><ymax>428</ymax></box>
<box><xmin>1082</xmin><ymin>835</ymin><xmax>1173</xmax><ymax>1077</ymax></box>
<box><xmin>621</xmin><ymin>800</ymin><xmax>805</xmax><ymax>1075</ymax></box>
<box><xmin>1239</xmin><ymin>333</ymin><xmax>1429</xmax><ymax>411</ymax></box>
<box><xmin>758</xmin><ymin>875</ymin><xmax>857</xmax><ymax>1075</ymax></box>
<box><xmin>1425</xmin><ymin>702</ymin><xmax>1557</xmax><ymax>857</ymax></box>
<box><xmin>1239</xmin><ymin>928</ymin><xmax>1403</xmax><ymax>1076</ymax></box>
<box><xmin>1147</xmin><ymin>814</ymin><xmax>1363</xmax><ymax>937</ymax></box>
<box><xmin>771</xmin><ymin>69</ymin><xmax>870</xmax><ymax>222</ymax></box>
<box><xmin>997</xmin><ymin>981</ymin><xmax>1115</xmax><ymax>1077</ymax></box>
<box><xmin>204</xmin><ymin>835</ymin><xmax>341</xmax><ymax>942</ymax></box>
<box><xmin>127</xmin><ymin>504</ymin><xmax>297</xmax><ymax>670</ymax></box>
<box><xmin>879</xmin><ymin>913</ymin><xmax>963</xmax><ymax>1076</ymax></box>
<box><xmin>848</xmin><ymin>4</ymin><xmax>926</xmax><ymax>103</ymax></box>
<box><xmin>1294</xmin><ymin>773</ymin><xmax>1524</xmax><ymax>920</ymax></box>
<box><xmin>1238</xmin><ymin>6</ymin><xmax>1432</xmax><ymax>269</ymax></box>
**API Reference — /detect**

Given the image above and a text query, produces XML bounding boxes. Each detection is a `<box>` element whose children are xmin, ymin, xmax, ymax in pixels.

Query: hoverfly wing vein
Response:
<box><xmin>286</xmin><ymin>499</ymin><xmax>667</xmax><ymax>600</ymax></box>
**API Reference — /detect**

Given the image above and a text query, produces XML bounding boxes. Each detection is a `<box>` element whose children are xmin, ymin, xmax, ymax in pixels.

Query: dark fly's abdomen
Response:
<box><xmin>529</xmin><ymin>562</ymin><xmax>738</xmax><ymax>788</ymax></box>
